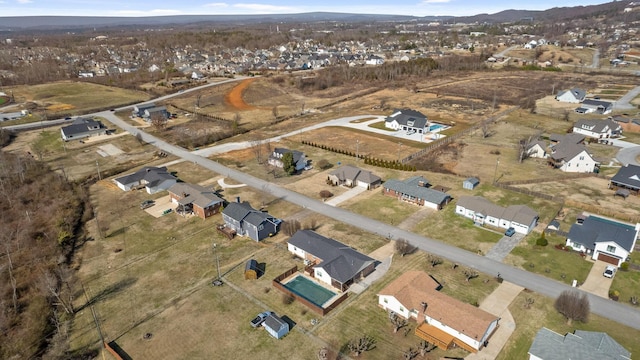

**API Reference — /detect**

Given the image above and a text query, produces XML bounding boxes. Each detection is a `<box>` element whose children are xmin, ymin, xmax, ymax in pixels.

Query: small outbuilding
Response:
<box><xmin>463</xmin><ymin>177</ymin><xmax>480</xmax><ymax>190</ymax></box>
<box><xmin>244</xmin><ymin>259</ymin><xmax>259</xmax><ymax>280</ymax></box>
<box><xmin>263</xmin><ymin>313</ymin><xmax>289</xmax><ymax>339</ymax></box>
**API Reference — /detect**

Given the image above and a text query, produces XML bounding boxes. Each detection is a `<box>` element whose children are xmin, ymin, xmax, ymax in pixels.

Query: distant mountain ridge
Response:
<box><xmin>0</xmin><ymin>1</ymin><xmax>627</xmax><ymax>30</ymax></box>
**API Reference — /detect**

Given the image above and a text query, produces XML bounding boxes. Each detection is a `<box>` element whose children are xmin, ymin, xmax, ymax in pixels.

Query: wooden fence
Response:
<box><xmin>104</xmin><ymin>341</ymin><xmax>132</xmax><ymax>360</ymax></box>
<box><xmin>401</xmin><ymin>107</ymin><xmax>520</xmax><ymax>164</ymax></box>
<box><xmin>272</xmin><ymin>265</ymin><xmax>349</xmax><ymax>316</ymax></box>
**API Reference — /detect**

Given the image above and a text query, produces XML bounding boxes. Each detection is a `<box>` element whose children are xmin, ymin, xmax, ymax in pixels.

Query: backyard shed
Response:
<box><xmin>463</xmin><ymin>177</ymin><xmax>480</xmax><ymax>190</ymax></box>
<box><xmin>244</xmin><ymin>259</ymin><xmax>259</xmax><ymax>280</ymax></box>
<box><xmin>264</xmin><ymin>313</ymin><xmax>289</xmax><ymax>339</ymax></box>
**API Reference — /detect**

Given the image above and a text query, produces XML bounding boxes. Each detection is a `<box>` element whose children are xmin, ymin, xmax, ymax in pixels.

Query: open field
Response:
<box><xmin>7</xmin><ymin>81</ymin><xmax>151</xmax><ymax>118</ymax></box>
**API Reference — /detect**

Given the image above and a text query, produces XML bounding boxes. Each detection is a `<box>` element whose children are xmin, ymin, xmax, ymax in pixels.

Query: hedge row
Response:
<box><xmin>301</xmin><ymin>140</ymin><xmax>416</xmax><ymax>172</ymax></box>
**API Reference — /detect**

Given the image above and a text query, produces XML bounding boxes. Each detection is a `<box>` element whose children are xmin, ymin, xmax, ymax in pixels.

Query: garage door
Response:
<box><xmin>597</xmin><ymin>252</ymin><xmax>619</xmax><ymax>266</ymax></box>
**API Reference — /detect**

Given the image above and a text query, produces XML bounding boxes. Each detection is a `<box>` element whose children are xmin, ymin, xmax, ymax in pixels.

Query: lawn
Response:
<box><xmin>610</xmin><ymin>250</ymin><xmax>640</xmax><ymax>307</ymax></box>
<box><xmin>341</xmin><ymin>191</ymin><xmax>421</xmax><ymax>226</ymax></box>
<box><xmin>498</xmin><ymin>290</ymin><xmax>640</xmax><ymax>360</ymax></box>
<box><xmin>368</xmin><ymin>121</ymin><xmax>395</xmax><ymax>131</ymax></box>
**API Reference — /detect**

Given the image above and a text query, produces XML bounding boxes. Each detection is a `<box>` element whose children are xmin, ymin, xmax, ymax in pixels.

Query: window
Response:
<box><xmin>383</xmin><ymin>299</ymin><xmax>388</xmax><ymax>304</ymax></box>
<box><xmin>399</xmin><ymin>307</ymin><xmax>404</xmax><ymax>312</ymax></box>
<box><xmin>607</xmin><ymin>245</ymin><xmax>616</xmax><ymax>253</ymax></box>
<box><xmin>316</xmin><ymin>269</ymin><xmax>323</xmax><ymax>276</ymax></box>
<box><xmin>258</xmin><ymin>224</ymin><xmax>264</xmax><ymax>231</ymax></box>
<box><xmin>579</xmin><ymin>156</ymin><xmax>584</xmax><ymax>160</ymax></box>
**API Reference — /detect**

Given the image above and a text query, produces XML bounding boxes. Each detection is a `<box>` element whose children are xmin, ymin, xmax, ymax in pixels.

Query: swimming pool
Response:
<box><xmin>283</xmin><ymin>275</ymin><xmax>336</xmax><ymax>307</ymax></box>
<box><xmin>429</xmin><ymin>123</ymin><xmax>448</xmax><ymax>132</ymax></box>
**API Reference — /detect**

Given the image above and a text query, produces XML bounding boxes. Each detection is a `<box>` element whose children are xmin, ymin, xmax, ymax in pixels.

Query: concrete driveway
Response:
<box><xmin>324</xmin><ymin>186</ymin><xmax>366</xmax><ymax>206</ymax></box>
<box><xmin>580</xmin><ymin>260</ymin><xmax>613</xmax><ymax>298</ymax></box>
<box><xmin>144</xmin><ymin>195</ymin><xmax>177</xmax><ymax>218</ymax></box>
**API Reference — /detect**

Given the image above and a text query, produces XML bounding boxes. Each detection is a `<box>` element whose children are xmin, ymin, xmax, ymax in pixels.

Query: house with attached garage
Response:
<box><xmin>267</xmin><ymin>148</ymin><xmax>307</xmax><ymax>172</ymax></box>
<box><xmin>167</xmin><ymin>182</ymin><xmax>223</xmax><ymax>219</ymax></box>
<box><xmin>572</xmin><ymin>118</ymin><xmax>622</xmax><ymax>139</ymax></box>
<box><xmin>327</xmin><ymin>165</ymin><xmax>381</xmax><ymax>190</ymax></box>
<box><xmin>378</xmin><ymin>271</ymin><xmax>499</xmax><ymax>354</ymax></box>
<box><xmin>221</xmin><ymin>201</ymin><xmax>280</xmax><ymax>242</ymax></box>
<box><xmin>528</xmin><ymin>327</ymin><xmax>630</xmax><ymax>360</ymax></box>
<box><xmin>575</xmin><ymin>99</ymin><xmax>614</xmax><ymax>115</ymax></box>
<box><xmin>384</xmin><ymin>108</ymin><xmax>429</xmax><ymax>134</ymax></box>
<box><xmin>142</xmin><ymin>106</ymin><xmax>170</xmax><ymax>122</ymax></box>
<box><xmin>132</xmin><ymin>102</ymin><xmax>156</xmax><ymax>117</ymax></box>
<box><xmin>610</xmin><ymin>164</ymin><xmax>640</xmax><ymax>195</ymax></box>
<box><xmin>383</xmin><ymin>176</ymin><xmax>452</xmax><ymax>210</ymax></box>
<box><xmin>455</xmin><ymin>196</ymin><xmax>538</xmax><ymax>234</ymax></box>
<box><xmin>113</xmin><ymin>166</ymin><xmax>177</xmax><ymax>194</ymax></box>
<box><xmin>60</xmin><ymin>117</ymin><xmax>107</xmax><ymax>141</ymax></box>
<box><xmin>555</xmin><ymin>88</ymin><xmax>587</xmax><ymax>103</ymax></box>
<box><xmin>547</xmin><ymin>142</ymin><xmax>597</xmax><ymax>173</ymax></box>
<box><xmin>565</xmin><ymin>215</ymin><xmax>639</xmax><ymax>267</ymax></box>
<box><xmin>287</xmin><ymin>230</ymin><xmax>375</xmax><ymax>292</ymax></box>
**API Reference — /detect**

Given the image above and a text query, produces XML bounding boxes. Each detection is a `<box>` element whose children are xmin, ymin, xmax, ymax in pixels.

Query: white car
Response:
<box><xmin>603</xmin><ymin>265</ymin><xmax>616</xmax><ymax>278</ymax></box>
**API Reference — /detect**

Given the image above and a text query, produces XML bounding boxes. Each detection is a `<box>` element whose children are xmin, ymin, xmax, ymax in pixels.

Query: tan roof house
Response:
<box><xmin>378</xmin><ymin>271</ymin><xmax>499</xmax><ymax>353</ymax></box>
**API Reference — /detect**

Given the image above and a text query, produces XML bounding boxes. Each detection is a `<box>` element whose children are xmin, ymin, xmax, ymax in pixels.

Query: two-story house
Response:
<box><xmin>572</xmin><ymin>119</ymin><xmax>622</xmax><ymax>139</ymax></box>
<box><xmin>221</xmin><ymin>201</ymin><xmax>280</xmax><ymax>241</ymax></box>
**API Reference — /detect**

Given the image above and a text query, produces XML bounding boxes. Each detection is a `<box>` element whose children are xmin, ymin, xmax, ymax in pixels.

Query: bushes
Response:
<box><xmin>620</xmin><ymin>262</ymin><xmax>630</xmax><ymax>271</ymax></box>
<box><xmin>536</xmin><ymin>232</ymin><xmax>548</xmax><ymax>247</ymax></box>
<box><xmin>301</xmin><ymin>140</ymin><xmax>416</xmax><ymax>171</ymax></box>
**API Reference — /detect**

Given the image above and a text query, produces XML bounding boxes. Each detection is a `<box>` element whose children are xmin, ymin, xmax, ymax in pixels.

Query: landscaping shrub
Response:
<box><xmin>536</xmin><ymin>232</ymin><xmax>548</xmax><ymax>247</ymax></box>
<box><xmin>620</xmin><ymin>262</ymin><xmax>630</xmax><ymax>271</ymax></box>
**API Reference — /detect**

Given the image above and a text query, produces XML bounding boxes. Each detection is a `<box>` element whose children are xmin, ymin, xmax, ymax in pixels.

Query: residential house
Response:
<box><xmin>383</xmin><ymin>176</ymin><xmax>452</xmax><ymax>210</ymax></box>
<box><xmin>60</xmin><ymin>117</ymin><xmax>107</xmax><ymax>141</ymax></box>
<box><xmin>528</xmin><ymin>327</ymin><xmax>631</xmax><ymax>360</ymax></box>
<box><xmin>555</xmin><ymin>88</ymin><xmax>587</xmax><ymax>103</ymax></box>
<box><xmin>113</xmin><ymin>166</ymin><xmax>177</xmax><ymax>194</ymax></box>
<box><xmin>327</xmin><ymin>165</ymin><xmax>381</xmax><ymax>190</ymax></box>
<box><xmin>463</xmin><ymin>177</ymin><xmax>480</xmax><ymax>190</ymax></box>
<box><xmin>268</xmin><ymin>148</ymin><xmax>307</xmax><ymax>172</ymax></box>
<box><xmin>143</xmin><ymin>106</ymin><xmax>169</xmax><ymax>122</ymax></box>
<box><xmin>526</xmin><ymin>140</ymin><xmax>547</xmax><ymax>158</ymax></box>
<box><xmin>167</xmin><ymin>182</ymin><xmax>223</xmax><ymax>219</ymax></box>
<box><xmin>378</xmin><ymin>271</ymin><xmax>499</xmax><ymax>353</ymax></box>
<box><xmin>221</xmin><ymin>201</ymin><xmax>280</xmax><ymax>242</ymax></box>
<box><xmin>610</xmin><ymin>164</ymin><xmax>640</xmax><ymax>195</ymax></box>
<box><xmin>132</xmin><ymin>103</ymin><xmax>156</xmax><ymax>117</ymax></box>
<box><xmin>263</xmin><ymin>313</ymin><xmax>289</xmax><ymax>339</ymax></box>
<box><xmin>455</xmin><ymin>196</ymin><xmax>539</xmax><ymax>234</ymax></box>
<box><xmin>365</xmin><ymin>54</ymin><xmax>385</xmax><ymax>65</ymax></box>
<box><xmin>572</xmin><ymin>118</ymin><xmax>622</xmax><ymax>139</ymax></box>
<box><xmin>575</xmin><ymin>99</ymin><xmax>614</xmax><ymax>114</ymax></box>
<box><xmin>548</xmin><ymin>142</ymin><xmax>597</xmax><ymax>173</ymax></box>
<box><xmin>549</xmin><ymin>133</ymin><xmax>585</xmax><ymax>145</ymax></box>
<box><xmin>287</xmin><ymin>230</ymin><xmax>375</xmax><ymax>291</ymax></box>
<box><xmin>565</xmin><ymin>215</ymin><xmax>639</xmax><ymax>266</ymax></box>
<box><xmin>385</xmin><ymin>109</ymin><xmax>429</xmax><ymax>134</ymax></box>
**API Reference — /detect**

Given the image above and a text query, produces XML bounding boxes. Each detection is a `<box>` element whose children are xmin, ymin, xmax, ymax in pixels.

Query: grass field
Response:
<box><xmin>11</xmin><ymin>81</ymin><xmax>151</xmax><ymax>117</ymax></box>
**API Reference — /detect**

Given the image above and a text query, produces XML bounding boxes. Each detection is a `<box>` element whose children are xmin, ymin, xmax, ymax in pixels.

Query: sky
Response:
<box><xmin>0</xmin><ymin>0</ymin><xmax>613</xmax><ymax>17</ymax></box>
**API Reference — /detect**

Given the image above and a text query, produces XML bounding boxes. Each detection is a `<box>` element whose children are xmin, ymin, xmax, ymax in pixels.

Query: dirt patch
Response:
<box><xmin>224</xmin><ymin>78</ymin><xmax>256</xmax><ymax>111</ymax></box>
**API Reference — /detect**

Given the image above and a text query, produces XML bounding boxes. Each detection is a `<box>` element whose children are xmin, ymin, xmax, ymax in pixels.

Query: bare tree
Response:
<box><xmin>390</xmin><ymin>312</ymin><xmax>408</xmax><ymax>333</ymax></box>
<box><xmin>562</xmin><ymin>110</ymin><xmax>570</xmax><ymax>122</ymax></box>
<box><xmin>250</xmin><ymin>137</ymin><xmax>265</xmax><ymax>164</ymax></box>
<box><xmin>426</xmin><ymin>254</ymin><xmax>443</xmax><ymax>267</ymax></box>
<box><xmin>418</xmin><ymin>340</ymin><xmax>436</xmax><ymax>356</ymax></box>
<box><xmin>395</xmin><ymin>238</ymin><xmax>416</xmax><ymax>257</ymax></box>
<box><xmin>462</xmin><ymin>268</ymin><xmax>479</xmax><ymax>282</ymax></box>
<box><xmin>38</xmin><ymin>268</ymin><xmax>75</xmax><ymax>315</ymax></box>
<box><xmin>348</xmin><ymin>335</ymin><xmax>376</xmax><ymax>357</ymax></box>
<box><xmin>524</xmin><ymin>297</ymin><xmax>535</xmax><ymax>309</ymax></box>
<box><xmin>554</xmin><ymin>290</ymin><xmax>589</xmax><ymax>325</ymax></box>
<box><xmin>403</xmin><ymin>347</ymin><xmax>419</xmax><ymax>360</ymax></box>
<box><xmin>3</xmin><ymin>240</ymin><xmax>18</xmax><ymax>313</ymax></box>
<box><xmin>480</xmin><ymin>121</ymin><xmax>492</xmax><ymax>138</ymax></box>
<box><xmin>272</xmin><ymin>106</ymin><xmax>279</xmax><ymax>123</ymax></box>
<box><xmin>135</xmin><ymin>132</ymin><xmax>145</xmax><ymax>145</ymax></box>
<box><xmin>150</xmin><ymin>113</ymin><xmax>167</xmax><ymax>131</ymax></box>
<box><xmin>282</xmin><ymin>219</ymin><xmax>301</xmax><ymax>236</ymax></box>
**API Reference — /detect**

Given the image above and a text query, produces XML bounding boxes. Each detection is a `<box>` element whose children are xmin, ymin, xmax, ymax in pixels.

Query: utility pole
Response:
<box><xmin>356</xmin><ymin>139</ymin><xmax>359</xmax><ymax>161</ymax></box>
<box><xmin>397</xmin><ymin>142</ymin><xmax>402</xmax><ymax>162</ymax></box>
<box><xmin>96</xmin><ymin>160</ymin><xmax>102</xmax><ymax>180</ymax></box>
<box><xmin>213</xmin><ymin>242</ymin><xmax>221</xmax><ymax>281</ymax></box>
<box><xmin>493</xmin><ymin>157</ymin><xmax>500</xmax><ymax>184</ymax></box>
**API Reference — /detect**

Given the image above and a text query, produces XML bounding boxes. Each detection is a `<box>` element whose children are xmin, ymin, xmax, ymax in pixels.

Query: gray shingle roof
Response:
<box><xmin>61</xmin><ymin>117</ymin><xmax>105</xmax><ymax>137</ymax></box>
<box><xmin>457</xmin><ymin>196</ymin><xmax>538</xmax><ymax>225</ymax></box>
<box><xmin>272</xmin><ymin>147</ymin><xmax>304</xmax><ymax>164</ymax></box>
<box><xmin>385</xmin><ymin>108</ymin><xmax>428</xmax><ymax>129</ymax></box>
<box><xmin>114</xmin><ymin>166</ymin><xmax>176</xmax><ymax>187</ymax></box>
<box><xmin>383</xmin><ymin>176</ymin><xmax>451</xmax><ymax>206</ymax></box>
<box><xmin>567</xmin><ymin>215</ymin><xmax>638</xmax><ymax>252</ymax></box>
<box><xmin>556</xmin><ymin>88</ymin><xmax>586</xmax><ymax>101</ymax></box>
<box><xmin>222</xmin><ymin>201</ymin><xmax>276</xmax><ymax>227</ymax></box>
<box><xmin>574</xmin><ymin>118</ymin><xmax>621</xmax><ymax>134</ymax></box>
<box><xmin>549</xmin><ymin>133</ymin><xmax>585</xmax><ymax>144</ymax></box>
<box><xmin>288</xmin><ymin>230</ymin><xmax>375</xmax><ymax>284</ymax></box>
<box><xmin>528</xmin><ymin>327</ymin><xmax>630</xmax><ymax>360</ymax></box>
<box><xmin>168</xmin><ymin>183</ymin><xmax>222</xmax><ymax>208</ymax></box>
<box><xmin>550</xmin><ymin>142</ymin><xmax>591</xmax><ymax>162</ymax></box>
<box><xmin>329</xmin><ymin>165</ymin><xmax>381</xmax><ymax>185</ymax></box>
<box><xmin>610</xmin><ymin>164</ymin><xmax>640</xmax><ymax>190</ymax></box>
<box><xmin>264</xmin><ymin>313</ymin><xmax>288</xmax><ymax>331</ymax></box>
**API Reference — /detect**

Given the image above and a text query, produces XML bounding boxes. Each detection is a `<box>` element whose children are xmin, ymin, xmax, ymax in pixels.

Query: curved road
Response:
<box><xmin>98</xmin><ymin>110</ymin><xmax>640</xmax><ymax>331</ymax></box>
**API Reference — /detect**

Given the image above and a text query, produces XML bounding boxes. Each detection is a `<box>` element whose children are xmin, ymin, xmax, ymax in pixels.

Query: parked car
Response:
<box><xmin>504</xmin><ymin>227</ymin><xmax>516</xmax><ymax>237</ymax></box>
<box><xmin>250</xmin><ymin>311</ymin><xmax>274</xmax><ymax>328</ymax></box>
<box><xmin>140</xmin><ymin>200</ymin><xmax>155</xmax><ymax>210</ymax></box>
<box><xmin>603</xmin><ymin>265</ymin><xmax>616</xmax><ymax>278</ymax></box>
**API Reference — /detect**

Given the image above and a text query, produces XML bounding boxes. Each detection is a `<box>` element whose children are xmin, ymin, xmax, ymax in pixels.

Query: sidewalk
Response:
<box><xmin>465</xmin><ymin>281</ymin><xmax>523</xmax><ymax>360</ymax></box>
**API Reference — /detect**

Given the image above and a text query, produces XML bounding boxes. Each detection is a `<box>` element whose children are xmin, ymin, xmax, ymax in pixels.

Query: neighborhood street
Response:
<box><xmin>99</xmin><ymin>109</ymin><xmax>640</xmax><ymax>331</ymax></box>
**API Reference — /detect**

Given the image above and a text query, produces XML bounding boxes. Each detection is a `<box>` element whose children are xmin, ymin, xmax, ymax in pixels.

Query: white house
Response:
<box><xmin>384</xmin><ymin>109</ymin><xmax>429</xmax><ymax>133</ymax></box>
<box><xmin>267</xmin><ymin>148</ymin><xmax>307</xmax><ymax>172</ymax></box>
<box><xmin>572</xmin><ymin>118</ymin><xmax>622</xmax><ymax>139</ymax></box>
<box><xmin>455</xmin><ymin>196</ymin><xmax>538</xmax><ymax>234</ymax></box>
<box><xmin>365</xmin><ymin>55</ymin><xmax>385</xmax><ymax>65</ymax></box>
<box><xmin>575</xmin><ymin>99</ymin><xmax>614</xmax><ymax>115</ymax></box>
<box><xmin>565</xmin><ymin>215</ymin><xmax>639</xmax><ymax>267</ymax></box>
<box><xmin>555</xmin><ymin>88</ymin><xmax>586</xmax><ymax>103</ymax></box>
<box><xmin>548</xmin><ymin>143</ymin><xmax>597</xmax><ymax>173</ymax></box>
<box><xmin>526</xmin><ymin>140</ymin><xmax>547</xmax><ymax>158</ymax></box>
<box><xmin>378</xmin><ymin>271</ymin><xmax>499</xmax><ymax>353</ymax></box>
<box><xmin>113</xmin><ymin>166</ymin><xmax>177</xmax><ymax>194</ymax></box>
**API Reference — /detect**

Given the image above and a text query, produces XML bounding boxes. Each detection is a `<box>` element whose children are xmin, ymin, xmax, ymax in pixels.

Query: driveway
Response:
<box><xmin>485</xmin><ymin>233</ymin><xmax>525</xmax><ymax>262</ymax></box>
<box><xmin>614</xmin><ymin>85</ymin><xmax>640</xmax><ymax>111</ymax></box>
<box><xmin>580</xmin><ymin>260</ymin><xmax>613</xmax><ymax>298</ymax></box>
<box><xmin>145</xmin><ymin>195</ymin><xmax>178</xmax><ymax>218</ymax></box>
<box><xmin>324</xmin><ymin>186</ymin><xmax>367</xmax><ymax>206</ymax></box>
<box><xmin>616</xmin><ymin>144</ymin><xmax>640</xmax><ymax>166</ymax></box>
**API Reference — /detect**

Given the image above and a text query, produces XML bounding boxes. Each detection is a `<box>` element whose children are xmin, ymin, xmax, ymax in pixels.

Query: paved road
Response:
<box><xmin>614</xmin><ymin>85</ymin><xmax>640</xmax><ymax>111</ymax></box>
<box><xmin>99</xmin><ymin>110</ymin><xmax>640</xmax><ymax>331</ymax></box>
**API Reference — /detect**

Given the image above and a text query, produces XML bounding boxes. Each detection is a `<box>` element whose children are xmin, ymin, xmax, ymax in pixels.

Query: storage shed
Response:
<box><xmin>264</xmin><ymin>313</ymin><xmax>289</xmax><ymax>339</ymax></box>
<box><xmin>463</xmin><ymin>177</ymin><xmax>480</xmax><ymax>190</ymax></box>
<box><xmin>244</xmin><ymin>259</ymin><xmax>259</xmax><ymax>280</ymax></box>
